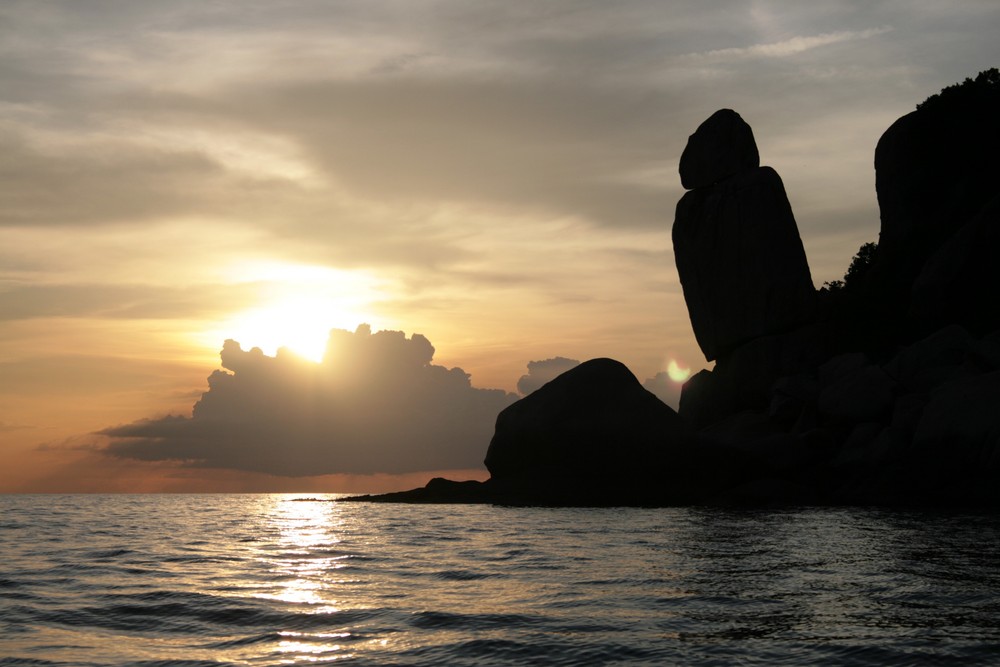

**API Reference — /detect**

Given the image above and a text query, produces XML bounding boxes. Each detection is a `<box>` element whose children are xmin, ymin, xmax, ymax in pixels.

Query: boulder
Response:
<box><xmin>679</xmin><ymin>109</ymin><xmax>760</xmax><ymax>190</ymax></box>
<box><xmin>678</xmin><ymin>324</ymin><xmax>829</xmax><ymax>429</ymax></box>
<box><xmin>673</xmin><ymin>166</ymin><xmax>815</xmax><ymax>361</ymax></box>
<box><xmin>913</xmin><ymin>371</ymin><xmax>1000</xmax><ymax>454</ymax></box>
<box><xmin>883</xmin><ymin>324</ymin><xmax>973</xmax><ymax>393</ymax></box>
<box><xmin>834</xmin><ymin>422</ymin><xmax>883</xmax><ymax>468</ymax></box>
<box><xmin>907</xmin><ymin>371</ymin><xmax>1000</xmax><ymax>503</ymax></box>
<box><xmin>768</xmin><ymin>374</ymin><xmax>820</xmax><ymax>428</ymax></box>
<box><xmin>910</xmin><ymin>195</ymin><xmax>1000</xmax><ymax>335</ymax></box>
<box><xmin>484</xmin><ymin>358</ymin><xmax>685</xmax><ymax>489</ymax></box>
<box><xmin>677</xmin><ymin>369</ymin><xmax>716</xmax><ymax>430</ymax></box>
<box><xmin>818</xmin><ymin>363</ymin><xmax>896</xmax><ymax>423</ymax></box>
<box><xmin>889</xmin><ymin>393</ymin><xmax>929</xmax><ymax>435</ymax></box>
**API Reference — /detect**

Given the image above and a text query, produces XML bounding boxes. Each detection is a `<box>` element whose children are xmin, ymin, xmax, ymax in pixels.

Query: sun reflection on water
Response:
<box><xmin>277</xmin><ymin>631</ymin><xmax>352</xmax><ymax>663</ymax></box>
<box><xmin>258</xmin><ymin>495</ymin><xmax>360</xmax><ymax>662</ymax></box>
<box><xmin>260</xmin><ymin>495</ymin><xmax>347</xmax><ymax>607</ymax></box>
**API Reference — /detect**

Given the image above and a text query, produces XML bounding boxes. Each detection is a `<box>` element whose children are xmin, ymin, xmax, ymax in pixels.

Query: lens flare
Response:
<box><xmin>667</xmin><ymin>359</ymin><xmax>691</xmax><ymax>383</ymax></box>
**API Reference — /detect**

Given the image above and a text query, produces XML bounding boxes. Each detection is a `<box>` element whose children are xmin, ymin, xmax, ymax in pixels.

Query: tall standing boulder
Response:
<box><xmin>673</xmin><ymin>110</ymin><xmax>815</xmax><ymax>362</ymax></box>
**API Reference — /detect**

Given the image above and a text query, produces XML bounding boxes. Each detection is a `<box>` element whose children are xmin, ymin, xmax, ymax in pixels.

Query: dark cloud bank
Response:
<box><xmin>104</xmin><ymin>325</ymin><xmax>516</xmax><ymax>476</ymax></box>
<box><xmin>104</xmin><ymin>325</ymin><xmax>680</xmax><ymax>476</ymax></box>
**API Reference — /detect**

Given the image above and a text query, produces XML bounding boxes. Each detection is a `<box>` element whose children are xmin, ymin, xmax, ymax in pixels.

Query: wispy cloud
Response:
<box><xmin>682</xmin><ymin>27</ymin><xmax>892</xmax><ymax>62</ymax></box>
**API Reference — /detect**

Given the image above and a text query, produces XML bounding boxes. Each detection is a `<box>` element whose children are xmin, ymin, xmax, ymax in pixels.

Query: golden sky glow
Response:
<box><xmin>1</xmin><ymin>1</ymin><xmax>998</xmax><ymax>492</ymax></box>
<box><xmin>201</xmin><ymin>262</ymin><xmax>389</xmax><ymax>361</ymax></box>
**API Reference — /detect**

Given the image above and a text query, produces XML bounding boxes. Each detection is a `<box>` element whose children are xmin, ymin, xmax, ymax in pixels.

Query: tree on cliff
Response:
<box><xmin>822</xmin><ymin>241</ymin><xmax>878</xmax><ymax>294</ymax></box>
<box><xmin>916</xmin><ymin>67</ymin><xmax>999</xmax><ymax>111</ymax></box>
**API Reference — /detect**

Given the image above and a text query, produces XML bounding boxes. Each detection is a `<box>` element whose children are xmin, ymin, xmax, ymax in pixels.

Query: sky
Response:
<box><xmin>1</xmin><ymin>1</ymin><xmax>997</xmax><ymax>492</ymax></box>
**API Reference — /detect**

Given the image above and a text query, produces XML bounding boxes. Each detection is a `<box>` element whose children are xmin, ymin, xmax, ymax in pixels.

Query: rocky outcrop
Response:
<box><xmin>673</xmin><ymin>112</ymin><xmax>815</xmax><ymax>362</ymax></box>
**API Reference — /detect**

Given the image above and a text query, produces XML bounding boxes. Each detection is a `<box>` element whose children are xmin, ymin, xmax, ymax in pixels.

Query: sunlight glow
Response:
<box><xmin>207</xmin><ymin>263</ymin><xmax>389</xmax><ymax>362</ymax></box>
<box><xmin>667</xmin><ymin>359</ymin><xmax>691</xmax><ymax>383</ymax></box>
<box><xmin>223</xmin><ymin>297</ymin><xmax>362</xmax><ymax>363</ymax></box>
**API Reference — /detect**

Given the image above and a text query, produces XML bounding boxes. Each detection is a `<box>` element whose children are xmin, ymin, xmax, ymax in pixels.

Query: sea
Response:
<box><xmin>1</xmin><ymin>495</ymin><xmax>999</xmax><ymax>666</ymax></box>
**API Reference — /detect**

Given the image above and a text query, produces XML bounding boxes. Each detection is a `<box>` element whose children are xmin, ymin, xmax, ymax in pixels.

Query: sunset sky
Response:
<box><xmin>2</xmin><ymin>1</ymin><xmax>997</xmax><ymax>492</ymax></box>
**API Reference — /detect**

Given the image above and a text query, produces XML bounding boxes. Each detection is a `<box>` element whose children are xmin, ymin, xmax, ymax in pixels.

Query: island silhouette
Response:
<box><xmin>345</xmin><ymin>69</ymin><xmax>1000</xmax><ymax>507</ymax></box>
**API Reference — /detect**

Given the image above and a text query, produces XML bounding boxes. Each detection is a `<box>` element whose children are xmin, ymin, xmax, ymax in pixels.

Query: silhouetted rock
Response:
<box><xmin>817</xmin><ymin>359</ymin><xmax>895</xmax><ymax>423</ymax></box>
<box><xmin>678</xmin><ymin>324</ymin><xmax>830</xmax><ymax>429</ymax></box>
<box><xmin>768</xmin><ymin>374</ymin><xmax>820</xmax><ymax>426</ymax></box>
<box><xmin>679</xmin><ymin>109</ymin><xmax>760</xmax><ymax>190</ymax></box>
<box><xmin>674</xmin><ymin>162</ymin><xmax>815</xmax><ymax>362</ymax></box>
<box><xmin>484</xmin><ymin>358</ymin><xmax>685</xmax><ymax>501</ymax></box>
<box><xmin>905</xmin><ymin>371</ymin><xmax>1000</xmax><ymax>504</ymax></box>
<box><xmin>913</xmin><ymin>371</ymin><xmax>1000</xmax><ymax>454</ymax></box>
<box><xmin>883</xmin><ymin>325</ymin><xmax>974</xmax><ymax>393</ymax></box>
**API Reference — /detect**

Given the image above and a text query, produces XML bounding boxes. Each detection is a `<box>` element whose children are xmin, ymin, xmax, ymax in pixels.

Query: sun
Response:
<box><xmin>206</xmin><ymin>262</ymin><xmax>387</xmax><ymax>362</ymax></box>
<box><xmin>224</xmin><ymin>297</ymin><xmax>365</xmax><ymax>362</ymax></box>
<box><xmin>667</xmin><ymin>359</ymin><xmax>691</xmax><ymax>383</ymax></box>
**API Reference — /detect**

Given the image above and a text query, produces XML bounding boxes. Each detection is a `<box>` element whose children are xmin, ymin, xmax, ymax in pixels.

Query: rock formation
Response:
<box><xmin>345</xmin><ymin>71</ymin><xmax>1000</xmax><ymax>508</ymax></box>
<box><xmin>672</xmin><ymin>109</ymin><xmax>815</xmax><ymax>362</ymax></box>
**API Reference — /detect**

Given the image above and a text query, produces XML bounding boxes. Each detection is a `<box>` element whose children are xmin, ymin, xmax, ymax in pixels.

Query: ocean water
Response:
<box><xmin>1</xmin><ymin>495</ymin><xmax>999</xmax><ymax>666</ymax></box>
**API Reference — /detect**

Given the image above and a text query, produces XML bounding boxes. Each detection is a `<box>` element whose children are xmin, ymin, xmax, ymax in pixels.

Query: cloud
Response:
<box><xmin>0</xmin><ymin>282</ymin><xmax>261</xmax><ymax>321</ymax></box>
<box><xmin>103</xmin><ymin>325</ymin><xmax>516</xmax><ymax>476</ymax></box>
<box><xmin>681</xmin><ymin>27</ymin><xmax>892</xmax><ymax>62</ymax></box>
<box><xmin>516</xmin><ymin>357</ymin><xmax>580</xmax><ymax>395</ymax></box>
